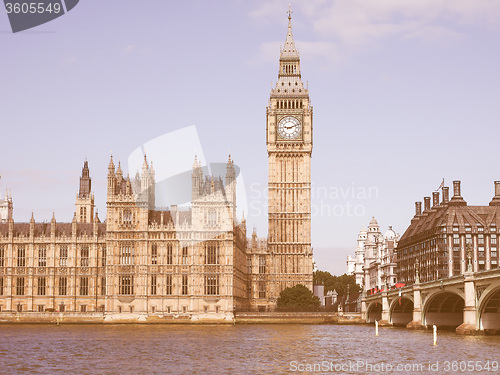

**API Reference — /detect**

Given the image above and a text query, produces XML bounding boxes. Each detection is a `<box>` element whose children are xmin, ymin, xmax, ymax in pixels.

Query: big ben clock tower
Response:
<box><xmin>267</xmin><ymin>8</ymin><xmax>313</xmax><ymax>299</ymax></box>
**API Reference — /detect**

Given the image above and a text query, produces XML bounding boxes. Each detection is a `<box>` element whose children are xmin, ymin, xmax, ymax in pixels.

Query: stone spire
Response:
<box><xmin>79</xmin><ymin>160</ymin><xmax>91</xmax><ymax>198</ymax></box>
<box><xmin>193</xmin><ymin>154</ymin><xmax>200</xmax><ymax>169</ymax></box>
<box><xmin>108</xmin><ymin>155</ymin><xmax>115</xmax><ymax>172</ymax></box>
<box><xmin>271</xmin><ymin>6</ymin><xmax>307</xmax><ymax>98</ymax></box>
<box><xmin>192</xmin><ymin>155</ymin><xmax>203</xmax><ymax>200</ymax></box>
<box><xmin>116</xmin><ymin>161</ymin><xmax>123</xmax><ymax>179</ymax></box>
<box><xmin>281</xmin><ymin>5</ymin><xmax>299</xmax><ymax>59</ymax></box>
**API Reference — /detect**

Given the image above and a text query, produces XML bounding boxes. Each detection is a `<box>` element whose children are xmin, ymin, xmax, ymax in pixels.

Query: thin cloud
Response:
<box><xmin>250</xmin><ymin>0</ymin><xmax>500</xmax><ymax>67</ymax></box>
<box><xmin>123</xmin><ymin>44</ymin><xmax>137</xmax><ymax>54</ymax></box>
<box><xmin>62</xmin><ymin>57</ymin><xmax>77</xmax><ymax>66</ymax></box>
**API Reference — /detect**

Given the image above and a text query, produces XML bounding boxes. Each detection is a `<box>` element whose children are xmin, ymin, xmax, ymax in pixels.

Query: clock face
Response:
<box><xmin>278</xmin><ymin>116</ymin><xmax>302</xmax><ymax>140</ymax></box>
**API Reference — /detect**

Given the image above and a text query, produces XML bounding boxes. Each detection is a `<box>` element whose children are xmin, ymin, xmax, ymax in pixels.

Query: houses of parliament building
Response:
<box><xmin>0</xmin><ymin>11</ymin><xmax>313</xmax><ymax>321</ymax></box>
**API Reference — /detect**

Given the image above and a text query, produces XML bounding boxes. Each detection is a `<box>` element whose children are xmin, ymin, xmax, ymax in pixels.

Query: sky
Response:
<box><xmin>1</xmin><ymin>0</ymin><xmax>500</xmax><ymax>276</ymax></box>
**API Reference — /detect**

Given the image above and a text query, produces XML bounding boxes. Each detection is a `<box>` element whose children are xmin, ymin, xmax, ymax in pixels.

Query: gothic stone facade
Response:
<box><xmin>0</xmin><ymin>156</ymin><xmax>247</xmax><ymax>320</ymax></box>
<box><xmin>0</xmin><ymin>12</ymin><xmax>314</xmax><ymax>318</ymax></box>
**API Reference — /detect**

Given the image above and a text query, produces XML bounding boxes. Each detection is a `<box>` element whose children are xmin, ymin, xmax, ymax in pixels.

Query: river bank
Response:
<box><xmin>0</xmin><ymin>311</ymin><xmax>365</xmax><ymax>325</ymax></box>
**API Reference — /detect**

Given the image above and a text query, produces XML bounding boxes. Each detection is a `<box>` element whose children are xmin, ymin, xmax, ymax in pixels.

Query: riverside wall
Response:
<box><xmin>0</xmin><ymin>312</ymin><xmax>364</xmax><ymax>325</ymax></box>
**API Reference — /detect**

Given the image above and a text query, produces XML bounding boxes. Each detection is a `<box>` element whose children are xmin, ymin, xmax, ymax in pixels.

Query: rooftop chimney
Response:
<box><xmin>432</xmin><ymin>192</ymin><xmax>440</xmax><ymax>207</ymax></box>
<box><xmin>442</xmin><ymin>187</ymin><xmax>449</xmax><ymax>203</ymax></box>
<box><xmin>489</xmin><ymin>181</ymin><xmax>500</xmax><ymax>206</ymax></box>
<box><xmin>453</xmin><ymin>180</ymin><xmax>461</xmax><ymax>197</ymax></box>
<box><xmin>424</xmin><ymin>197</ymin><xmax>431</xmax><ymax>212</ymax></box>
<box><xmin>415</xmin><ymin>202</ymin><xmax>422</xmax><ymax>216</ymax></box>
<box><xmin>449</xmin><ymin>180</ymin><xmax>467</xmax><ymax>206</ymax></box>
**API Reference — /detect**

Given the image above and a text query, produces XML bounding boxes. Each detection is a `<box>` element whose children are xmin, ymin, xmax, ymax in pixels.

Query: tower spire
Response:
<box><xmin>270</xmin><ymin>6</ymin><xmax>306</xmax><ymax>98</ymax></box>
<box><xmin>281</xmin><ymin>5</ymin><xmax>298</xmax><ymax>59</ymax></box>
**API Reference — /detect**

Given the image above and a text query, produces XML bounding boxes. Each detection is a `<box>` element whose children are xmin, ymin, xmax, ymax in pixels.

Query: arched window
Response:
<box><xmin>123</xmin><ymin>209</ymin><xmax>132</xmax><ymax>225</ymax></box>
<box><xmin>151</xmin><ymin>243</ymin><xmax>158</xmax><ymax>265</ymax></box>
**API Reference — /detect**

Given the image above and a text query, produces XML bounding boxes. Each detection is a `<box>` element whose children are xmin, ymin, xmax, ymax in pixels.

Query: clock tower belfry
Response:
<box><xmin>267</xmin><ymin>8</ymin><xmax>313</xmax><ymax>299</ymax></box>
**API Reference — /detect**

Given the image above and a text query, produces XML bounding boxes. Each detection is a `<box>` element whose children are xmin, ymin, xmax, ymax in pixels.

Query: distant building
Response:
<box><xmin>324</xmin><ymin>290</ymin><xmax>338</xmax><ymax>307</ymax></box>
<box><xmin>347</xmin><ymin>217</ymin><xmax>399</xmax><ymax>292</ymax></box>
<box><xmin>313</xmin><ymin>284</ymin><xmax>325</xmax><ymax>306</ymax></box>
<box><xmin>0</xmin><ymin>177</ymin><xmax>13</xmax><ymax>224</ymax></box>
<box><xmin>396</xmin><ymin>181</ymin><xmax>500</xmax><ymax>284</ymax></box>
<box><xmin>346</xmin><ymin>255</ymin><xmax>355</xmax><ymax>275</ymax></box>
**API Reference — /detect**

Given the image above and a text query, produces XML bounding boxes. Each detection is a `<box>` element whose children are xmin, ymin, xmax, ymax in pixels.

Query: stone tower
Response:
<box><xmin>133</xmin><ymin>155</ymin><xmax>156</xmax><ymax>210</ymax></box>
<box><xmin>266</xmin><ymin>8</ymin><xmax>313</xmax><ymax>298</ymax></box>
<box><xmin>0</xmin><ymin>176</ymin><xmax>13</xmax><ymax>223</ymax></box>
<box><xmin>75</xmin><ymin>160</ymin><xmax>95</xmax><ymax>223</ymax></box>
<box><xmin>191</xmin><ymin>155</ymin><xmax>237</xmax><ymax>232</ymax></box>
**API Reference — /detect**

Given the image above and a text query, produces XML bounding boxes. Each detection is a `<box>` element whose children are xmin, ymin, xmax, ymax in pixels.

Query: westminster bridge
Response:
<box><xmin>361</xmin><ymin>268</ymin><xmax>500</xmax><ymax>335</ymax></box>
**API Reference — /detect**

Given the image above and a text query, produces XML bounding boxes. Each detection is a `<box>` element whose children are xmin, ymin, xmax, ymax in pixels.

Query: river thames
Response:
<box><xmin>0</xmin><ymin>324</ymin><xmax>499</xmax><ymax>374</ymax></box>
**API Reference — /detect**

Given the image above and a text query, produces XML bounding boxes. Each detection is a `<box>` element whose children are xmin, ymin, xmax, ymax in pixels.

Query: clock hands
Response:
<box><xmin>278</xmin><ymin>117</ymin><xmax>301</xmax><ymax>139</ymax></box>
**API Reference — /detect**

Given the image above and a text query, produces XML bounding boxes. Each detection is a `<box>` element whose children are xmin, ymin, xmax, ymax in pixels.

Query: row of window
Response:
<box><xmin>247</xmin><ymin>256</ymin><xmax>266</xmax><ymax>274</ymax></box>
<box><xmin>246</xmin><ymin>281</ymin><xmax>266</xmax><ymax>299</ymax></box>
<box><xmin>0</xmin><ymin>246</ymin><xmax>106</xmax><ymax>267</ymax></box>
<box><xmin>401</xmin><ymin>234</ymin><xmax>499</xmax><ymax>258</ymax></box>
<box><xmin>0</xmin><ymin>242</ymin><xmax>222</xmax><ymax>267</ymax></box>
<box><xmin>448</xmin><ymin>224</ymin><xmax>497</xmax><ymax>233</ymax></box>
<box><xmin>6</xmin><ymin>277</ymin><xmax>88</xmax><ymax>296</ymax></box>
<box><xmin>452</xmin><ymin>233</ymin><xmax>497</xmax><ymax>245</ymax></box>
<box><xmin>1</xmin><ymin>275</ymin><xmax>220</xmax><ymax>296</ymax></box>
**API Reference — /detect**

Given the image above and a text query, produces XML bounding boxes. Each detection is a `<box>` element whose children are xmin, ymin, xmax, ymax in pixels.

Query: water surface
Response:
<box><xmin>0</xmin><ymin>324</ymin><xmax>499</xmax><ymax>374</ymax></box>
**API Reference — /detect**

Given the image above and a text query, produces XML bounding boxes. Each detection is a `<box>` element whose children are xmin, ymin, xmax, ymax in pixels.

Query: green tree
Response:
<box><xmin>276</xmin><ymin>284</ymin><xmax>320</xmax><ymax>310</ymax></box>
<box><xmin>313</xmin><ymin>270</ymin><xmax>360</xmax><ymax>302</ymax></box>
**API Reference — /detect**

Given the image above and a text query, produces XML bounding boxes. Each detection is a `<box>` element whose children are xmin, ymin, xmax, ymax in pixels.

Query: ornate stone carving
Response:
<box><xmin>476</xmin><ymin>285</ymin><xmax>489</xmax><ymax>301</ymax></box>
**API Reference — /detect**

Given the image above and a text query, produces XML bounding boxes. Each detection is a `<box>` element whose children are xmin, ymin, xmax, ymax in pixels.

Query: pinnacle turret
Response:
<box><xmin>108</xmin><ymin>155</ymin><xmax>115</xmax><ymax>171</ymax></box>
<box><xmin>116</xmin><ymin>161</ymin><xmax>123</xmax><ymax>178</ymax></box>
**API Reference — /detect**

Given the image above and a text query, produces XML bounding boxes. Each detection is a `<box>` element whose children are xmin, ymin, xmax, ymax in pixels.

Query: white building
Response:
<box><xmin>347</xmin><ymin>217</ymin><xmax>399</xmax><ymax>292</ymax></box>
<box><xmin>0</xmin><ymin>176</ymin><xmax>13</xmax><ymax>223</ymax></box>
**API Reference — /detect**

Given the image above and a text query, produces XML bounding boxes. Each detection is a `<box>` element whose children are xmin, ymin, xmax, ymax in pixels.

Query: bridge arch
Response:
<box><xmin>478</xmin><ymin>285</ymin><xmax>500</xmax><ymax>334</ymax></box>
<box><xmin>366</xmin><ymin>301</ymin><xmax>382</xmax><ymax>323</ymax></box>
<box><xmin>389</xmin><ymin>297</ymin><xmax>414</xmax><ymax>326</ymax></box>
<box><xmin>422</xmin><ymin>291</ymin><xmax>464</xmax><ymax>329</ymax></box>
